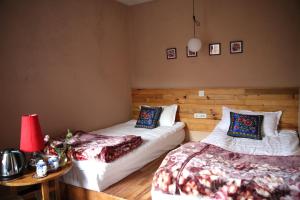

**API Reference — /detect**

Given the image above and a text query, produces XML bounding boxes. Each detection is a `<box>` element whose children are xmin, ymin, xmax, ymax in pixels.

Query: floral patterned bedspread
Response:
<box><xmin>49</xmin><ymin>131</ymin><xmax>143</xmax><ymax>162</ymax></box>
<box><xmin>152</xmin><ymin>142</ymin><xmax>300</xmax><ymax>199</ymax></box>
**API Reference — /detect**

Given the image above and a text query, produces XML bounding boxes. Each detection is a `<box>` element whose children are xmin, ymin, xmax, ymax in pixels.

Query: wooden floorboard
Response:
<box><xmin>64</xmin><ymin>155</ymin><xmax>165</xmax><ymax>200</ymax></box>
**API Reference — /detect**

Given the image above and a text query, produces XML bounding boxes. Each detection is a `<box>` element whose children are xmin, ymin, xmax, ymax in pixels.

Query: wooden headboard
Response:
<box><xmin>132</xmin><ymin>88</ymin><xmax>299</xmax><ymax>140</ymax></box>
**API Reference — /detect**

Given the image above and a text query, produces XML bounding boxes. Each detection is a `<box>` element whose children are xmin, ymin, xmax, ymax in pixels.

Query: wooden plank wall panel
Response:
<box><xmin>132</xmin><ymin>88</ymin><xmax>299</xmax><ymax>137</ymax></box>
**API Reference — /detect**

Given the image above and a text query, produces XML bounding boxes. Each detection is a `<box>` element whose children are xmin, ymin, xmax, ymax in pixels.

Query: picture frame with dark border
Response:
<box><xmin>166</xmin><ymin>48</ymin><xmax>177</xmax><ymax>59</ymax></box>
<box><xmin>209</xmin><ymin>43</ymin><xmax>221</xmax><ymax>56</ymax></box>
<box><xmin>186</xmin><ymin>46</ymin><xmax>198</xmax><ymax>57</ymax></box>
<box><xmin>230</xmin><ymin>40</ymin><xmax>243</xmax><ymax>54</ymax></box>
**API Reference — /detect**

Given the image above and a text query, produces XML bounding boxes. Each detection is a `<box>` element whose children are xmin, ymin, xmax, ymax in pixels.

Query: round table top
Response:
<box><xmin>0</xmin><ymin>162</ymin><xmax>72</xmax><ymax>187</ymax></box>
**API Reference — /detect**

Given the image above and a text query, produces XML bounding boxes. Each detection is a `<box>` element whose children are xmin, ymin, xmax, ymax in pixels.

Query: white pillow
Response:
<box><xmin>159</xmin><ymin>104</ymin><xmax>178</xmax><ymax>126</ymax></box>
<box><xmin>218</xmin><ymin>106</ymin><xmax>282</xmax><ymax>136</ymax></box>
<box><xmin>140</xmin><ymin>104</ymin><xmax>178</xmax><ymax>126</ymax></box>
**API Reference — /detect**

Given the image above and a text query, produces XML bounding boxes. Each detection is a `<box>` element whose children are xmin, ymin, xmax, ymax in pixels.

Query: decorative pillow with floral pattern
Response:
<box><xmin>135</xmin><ymin>106</ymin><xmax>162</xmax><ymax>129</ymax></box>
<box><xmin>227</xmin><ymin>112</ymin><xmax>264</xmax><ymax>140</ymax></box>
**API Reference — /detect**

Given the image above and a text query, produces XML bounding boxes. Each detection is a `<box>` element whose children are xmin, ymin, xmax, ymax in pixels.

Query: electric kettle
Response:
<box><xmin>0</xmin><ymin>148</ymin><xmax>26</xmax><ymax>181</ymax></box>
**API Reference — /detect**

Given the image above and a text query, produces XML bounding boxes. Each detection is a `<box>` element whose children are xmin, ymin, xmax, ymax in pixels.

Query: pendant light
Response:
<box><xmin>187</xmin><ymin>0</ymin><xmax>201</xmax><ymax>52</ymax></box>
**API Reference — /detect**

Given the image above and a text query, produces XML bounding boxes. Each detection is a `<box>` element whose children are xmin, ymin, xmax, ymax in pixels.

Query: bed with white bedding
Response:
<box><xmin>62</xmin><ymin>120</ymin><xmax>185</xmax><ymax>192</ymax></box>
<box><xmin>151</xmin><ymin>107</ymin><xmax>300</xmax><ymax>200</ymax></box>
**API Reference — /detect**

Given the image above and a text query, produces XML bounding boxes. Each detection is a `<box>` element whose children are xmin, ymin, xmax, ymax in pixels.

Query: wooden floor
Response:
<box><xmin>64</xmin><ymin>155</ymin><xmax>165</xmax><ymax>200</ymax></box>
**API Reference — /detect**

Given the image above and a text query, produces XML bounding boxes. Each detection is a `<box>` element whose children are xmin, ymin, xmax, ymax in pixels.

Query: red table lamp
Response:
<box><xmin>20</xmin><ymin>114</ymin><xmax>44</xmax><ymax>166</ymax></box>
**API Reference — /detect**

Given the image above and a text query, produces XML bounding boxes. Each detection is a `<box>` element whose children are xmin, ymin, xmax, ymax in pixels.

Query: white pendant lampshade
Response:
<box><xmin>188</xmin><ymin>0</ymin><xmax>202</xmax><ymax>53</ymax></box>
<box><xmin>188</xmin><ymin>37</ymin><xmax>202</xmax><ymax>52</ymax></box>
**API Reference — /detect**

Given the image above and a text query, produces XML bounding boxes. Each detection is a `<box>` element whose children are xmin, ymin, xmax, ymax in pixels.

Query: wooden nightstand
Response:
<box><xmin>0</xmin><ymin>162</ymin><xmax>72</xmax><ymax>200</ymax></box>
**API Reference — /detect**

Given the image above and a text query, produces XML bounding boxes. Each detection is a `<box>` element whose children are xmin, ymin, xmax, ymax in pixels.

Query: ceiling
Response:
<box><xmin>116</xmin><ymin>0</ymin><xmax>154</xmax><ymax>6</ymax></box>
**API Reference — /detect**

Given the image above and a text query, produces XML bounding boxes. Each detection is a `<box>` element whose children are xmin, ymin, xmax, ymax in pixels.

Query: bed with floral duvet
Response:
<box><xmin>152</xmin><ymin>126</ymin><xmax>300</xmax><ymax>200</ymax></box>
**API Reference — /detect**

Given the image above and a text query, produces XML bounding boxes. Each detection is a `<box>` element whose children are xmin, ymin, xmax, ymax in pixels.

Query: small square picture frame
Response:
<box><xmin>166</xmin><ymin>48</ymin><xmax>177</xmax><ymax>59</ymax></box>
<box><xmin>186</xmin><ymin>47</ymin><xmax>197</xmax><ymax>57</ymax></box>
<box><xmin>230</xmin><ymin>41</ymin><xmax>243</xmax><ymax>54</ymax></box>
<box><xmin>209</xmin><ymin>43</ymin><xmax>221</xmax><ymax>56</ymax></box>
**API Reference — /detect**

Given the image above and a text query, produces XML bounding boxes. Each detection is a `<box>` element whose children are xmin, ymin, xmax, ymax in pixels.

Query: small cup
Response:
<box><xmin>48</xmin><ymin>156</ymin><xmax>59</xmax><ymax>170</ymax></box>
<box><xmin>36</xmin><ymin>160</ymin><xmax>47</xmax><ymax>177</ymax></box>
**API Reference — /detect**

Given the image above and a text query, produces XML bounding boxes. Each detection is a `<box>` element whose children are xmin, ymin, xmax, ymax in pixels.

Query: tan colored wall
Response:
<box><xmin>0</xmin><ymin>0</ymin><xmax>299</xmax><ymax>149</ymax></box>
<box><xmin>129</xmin><ymin>0</ymin><xmax>300</xmax><ymax>88</ymax></box>
<box><xmin>0</xmin><ymin>0</ymin><xmax>131</xmax><ymax>149</ymax></box>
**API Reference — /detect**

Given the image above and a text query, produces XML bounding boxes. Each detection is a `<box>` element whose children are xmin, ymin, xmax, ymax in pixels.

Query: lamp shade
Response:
<box><xmin>20</xmin><ymin>114</ymin><xmax>44</xmax><ymax>152</ymax></box>
<box><xmin>187</xmin><ymin>37</ymin><xmax>202</xmax><ymax>52</ymax></box>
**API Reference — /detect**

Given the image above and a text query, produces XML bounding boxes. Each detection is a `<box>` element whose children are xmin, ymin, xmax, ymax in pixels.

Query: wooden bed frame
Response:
<box><xmin>62</xmin><ymin>87</ymin><xmax>299</xmax><ymax>200</ymax></box>
<box><xmin>133</xmin><ymin>88</ymin><xmax>299</xmax><ymax>140</ymax></box>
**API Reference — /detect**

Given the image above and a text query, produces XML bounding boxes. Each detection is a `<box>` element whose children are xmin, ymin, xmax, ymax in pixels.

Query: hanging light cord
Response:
<box><xmin>193</xmin><ymin>0</ymin><xmax>200</xmax><ymax>37</ymax></box>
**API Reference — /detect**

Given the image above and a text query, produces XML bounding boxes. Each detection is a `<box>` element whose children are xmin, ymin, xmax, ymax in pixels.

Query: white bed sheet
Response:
<box><xmin>202</xmin><ymin>124</ymin><xmax>300</xmax><ymax>156</ymax></box>
<box><xmin>62</xmin><ymin>120</ymin><xmax>185</xmax><ymax>192</ymax></box>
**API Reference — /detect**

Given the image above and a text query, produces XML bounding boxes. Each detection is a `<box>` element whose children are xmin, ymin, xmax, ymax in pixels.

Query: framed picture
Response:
<box><xmin>166</xmin><ymin>48</ymin><xmax>177</xmax><ymax>59</ymax></box>
<box><xmin>230</xmin><ymin>41</ymin><xmax>243</xmax><ymax>54</ymax></box>
<box><xmin>209</xmin><ymin>43</ymin><xmax>221</xmax><ymax>56</ymax></box>
<box><xmin>186</xmin><ymin>47</ymin><xmax>197</xmax><ymax>57</ymax></box>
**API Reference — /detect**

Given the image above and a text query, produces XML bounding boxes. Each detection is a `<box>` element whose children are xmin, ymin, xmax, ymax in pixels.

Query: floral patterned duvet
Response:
<box><xmin>49</xmin><ymin>131</ymin><xmax>143</xmax><ymax>162</ymax></box>
<box><xmin>152</xmin><ymin>142</ymin><xmax>300</xmax><ymax>199</ymax></box>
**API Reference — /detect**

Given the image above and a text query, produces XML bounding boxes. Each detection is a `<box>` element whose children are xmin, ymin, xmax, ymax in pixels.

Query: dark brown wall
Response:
<box><xmin>0</xmin><ymin>0</ymin><xmax>131</xmax><ymax>149</ymax></box>
<box><xmin>129</xmin><ymin>0</ymin><xmax>300</xmax><ymax>88</ymax></box>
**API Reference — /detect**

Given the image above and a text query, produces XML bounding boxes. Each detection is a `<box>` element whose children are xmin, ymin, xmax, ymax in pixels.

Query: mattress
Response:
<box><xmin>61</xmin><ymin>120</ymin><xmax>185</xmax><ymax>192</ymax></box>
